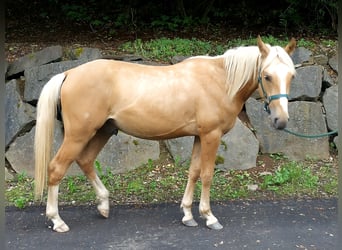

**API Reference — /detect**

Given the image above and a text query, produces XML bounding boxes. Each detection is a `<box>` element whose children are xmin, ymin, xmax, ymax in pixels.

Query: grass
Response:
<box><xmin>119</xmin><ymin>37</ymin><xmax>222</xmax><ymax>61</ymax></box>
<box><xmin>261</xmin><ymin>162</ymin><xmax>319</xmax><ymax>192</ymax></box>
<box><xmin>5</xmin><ymin>155</ymin><xmax>337</xmax><ymax>209</ymax></box>
<box><xmin>118</xmin><ymin>35</ymin><xmax>316</xmax><ymax>62</ymax></box>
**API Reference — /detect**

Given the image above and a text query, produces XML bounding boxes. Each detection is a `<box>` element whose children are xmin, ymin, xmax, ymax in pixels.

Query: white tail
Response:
<box><xmin>34</xmin><ymin>73</ymin><xmax>66</xmax><ymax>201</ymax></box>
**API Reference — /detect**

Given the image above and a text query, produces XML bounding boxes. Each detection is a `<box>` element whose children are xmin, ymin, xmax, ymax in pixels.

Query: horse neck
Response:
<box><xmin>231</xmin><ymin>55</ymin><xmax>261</xmax><ymax>109</ymax></box>
<box><xmin>236</xmin><ymin>78</ymin><xmax>259</xmax><ymax>103</ymax></box>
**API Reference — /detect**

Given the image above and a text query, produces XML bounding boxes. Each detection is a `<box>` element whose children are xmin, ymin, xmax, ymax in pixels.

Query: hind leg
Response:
<box><xmin>76</xmin><ymin>122</ymin><xmax>116</xmax><ymax>218</ymax></box>
<box><xmin>46</xmin><ymin>136</ymin><xmax>91</xmax><ymax>232</ymax></box>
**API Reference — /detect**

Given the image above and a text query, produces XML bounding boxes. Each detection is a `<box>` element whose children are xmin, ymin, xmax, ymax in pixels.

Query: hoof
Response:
<box><xmin>182</xmin><ymin>218</ymin><xmax>198</xmax><ymax>227</ymax></box>
<box><xmin>98</xmin><ymin>208</ymin><xmax>109</xmax><ymax>218</ymax></box>
<box><xmin>53</xmin><ymin>222</ymin><xmax>70</xmax><ymax>233</ymax></box>
<box><xmin>207</xmin><ymin>221</ymin><xmax>223</xmax><ymax>230</ymax></box>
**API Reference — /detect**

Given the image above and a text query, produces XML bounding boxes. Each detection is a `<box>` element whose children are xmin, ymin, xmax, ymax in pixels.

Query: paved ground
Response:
<box><xmin>6</xmin><ymin>199</ymin><xmax>337</xmax><ymax>250</ymax></box>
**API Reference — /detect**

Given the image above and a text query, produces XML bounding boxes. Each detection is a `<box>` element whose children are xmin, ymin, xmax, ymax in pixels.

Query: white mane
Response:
<box><xmin>223</xmin><ymin>46</ymin><xmax>260</xmax><ymax>98</ymax></box>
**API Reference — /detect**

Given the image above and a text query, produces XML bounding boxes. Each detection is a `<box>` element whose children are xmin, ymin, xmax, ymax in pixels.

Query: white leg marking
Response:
<box><xmin>199</xmin><ymin>202</ymin><xmax>216</xmax><ymax>224</ymax></box>
<box><xmin>199</xmin><ymin>200</ymin><xmax>223</xmax><ymax>230</ymax></box>
<box><xmin>91</xmin><ymin>175</ymin><xmax>110</xmax><ymax>218</ymax></box>
<box><xmin>181</xmin><ymin>204</ymin><xmax>194</xmax><ymax>222</ymax></box>
<box><xmin>46</xmin><ymin>185</ymin><xmax>70</xmax><ymax>232</ymax></box>
<box><xmin>180</xmin><ymin>180</ymin><xmax>198</xmax><ymax>227</ymax></box>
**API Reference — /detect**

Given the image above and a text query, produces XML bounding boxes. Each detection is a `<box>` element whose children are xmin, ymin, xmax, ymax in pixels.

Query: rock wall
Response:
<box><xmin>5</xmin><ymin>46</ymin><xmax>338</xmax><ymax>179</ymax></box>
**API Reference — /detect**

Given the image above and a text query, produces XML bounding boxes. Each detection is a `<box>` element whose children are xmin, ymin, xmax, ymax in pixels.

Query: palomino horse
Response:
<box><xmin>35</xmin><ymin>36</ymin><xmax>296</xmax><ymax>232</ymax></box>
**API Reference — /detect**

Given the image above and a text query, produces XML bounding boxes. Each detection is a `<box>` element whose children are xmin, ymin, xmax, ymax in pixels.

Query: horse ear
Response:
<box><xmin>284</xmin><ymin>37</ymin><xmax>296</xmax><ymax>55</ymax></box>
<box><xmin>257</xmin><ymin>35</ymin><xmax>269</xmax><ymax>59</ymax></box>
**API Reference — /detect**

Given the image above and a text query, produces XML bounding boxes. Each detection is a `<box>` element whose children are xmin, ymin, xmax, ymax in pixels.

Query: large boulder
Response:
<box><xmin>313</xmin><ymin>54</ymin><xmax>329</xmax><ymax>66</ymax></box>
<box><xmin>323</xmin><ymin>68</ymin><xmax>334</xmax><ymax>87</ymax></box>
<box><xmin>290</xmin><ymin>66</ymin><xmax>322</xmax><ymax>101</ymax></box>
<box><xmin>323</xmin><ymin>85</ymin><xmax>338</xmax><ymax>131</ymax></box>
<box><xmin>328</xmin><ymin>54</ymin><xmax>338</xmax><ymax>73</ymax></box>
<box><xmin>24</xmin><ymin>60</ymin><xmax>88</xmax><ymax>102</ymax></box>
<box><xmin>246</xmin><ymin>98</ymin><xmax>330</xmax><ymax>160</ymax></box>
<box><xmin>334</xmin><ymin>136</ymin><xmax>339</xmax><ymax>151</ymax></box>
<box><xmin>6</xmin><ymin>46</ymin><xmax>63</xmax><ymax>77</ymax></box>
<box><xmin>66</xmin><ymin>47</ymin><xmax>102</xmax><ymax>61</ymax></box>
<box><xmin>165</xmin><ymin>119</ymin><xmax>259</xmax><ymax>170</ymax></box>
<box><xmin>164</xmin><ymin>137</ymin><xmax>193</xmax><ymax>166</ymax></box>
<box><xmin>98</xmin><ymin>132</ymin><xmax>160</xmax><ymax>174</ymax></box>
<box><xmin>5</xmin><ymin>79</ymin><xmax>36</xmax><ymax>147</ymax></box>
<box><xmin>6</xmin><ymin>121</ymin><xmax>68</xmax><ymax>177</ymax></box>
<box><xmin>291</xmin><ymin>47</ymin><xmax>312</xmax><ymax>65</ymax></box>
<box><xmin>217</xmin><ymin>118</ymin><xmax>259</xmax><ymax>170</ymax></box>
<box><xmin>23</xmin><ymin>51</ymin><xmax>103</xmax><ymax>103</ymax></box>
<box><xmin>6</xmin><ymin>122</ymin><xmax>160</xmax><ymax>177</ymax></box>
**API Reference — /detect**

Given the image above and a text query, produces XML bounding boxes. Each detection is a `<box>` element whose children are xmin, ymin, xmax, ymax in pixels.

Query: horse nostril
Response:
<box><xmin>274</xmin><ymin>117</ymin><xmax>287</xmax><ymax>130</ymax></box>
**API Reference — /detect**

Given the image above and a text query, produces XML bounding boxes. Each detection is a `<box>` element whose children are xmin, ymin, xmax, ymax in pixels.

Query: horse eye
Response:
<box><xmin>264</xmin><ymin>75</ymin><xmax>272</xmax><ymax>82</ymax></box>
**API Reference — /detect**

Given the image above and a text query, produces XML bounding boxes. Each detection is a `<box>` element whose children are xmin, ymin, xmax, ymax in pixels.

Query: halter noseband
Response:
<box><xmin>258</xmin><ymin>69</ymin><xmax>289</xmax><ymax>114</ymax></box>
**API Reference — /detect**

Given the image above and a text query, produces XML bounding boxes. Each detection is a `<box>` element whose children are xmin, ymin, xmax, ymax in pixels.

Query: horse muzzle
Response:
<box><xmin>269</xmin><ymin>102</ymin><xmax>289</xmax><ymax>130</ymax></box>
<box><xmin>262</xmin><ymin>94</ymin><xmax>289</xmax><ymax>130</ymax></box>
<box><xmin>271</xmin><ymin>114</ymin><xmax>288</xmax><ymax>130</ymax></box>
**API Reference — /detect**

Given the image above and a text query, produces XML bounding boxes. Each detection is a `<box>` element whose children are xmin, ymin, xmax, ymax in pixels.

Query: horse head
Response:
<box><xmin>257</xmin><ymin>36</ymin><xmax>296</xmax><ymax>129</ymax></box>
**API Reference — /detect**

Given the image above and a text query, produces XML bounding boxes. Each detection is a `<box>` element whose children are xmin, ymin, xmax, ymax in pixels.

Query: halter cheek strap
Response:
<box><xmin>258</xmin><ymin>70</ymin><xmax>289</xmax><ymax>114</ymax></box>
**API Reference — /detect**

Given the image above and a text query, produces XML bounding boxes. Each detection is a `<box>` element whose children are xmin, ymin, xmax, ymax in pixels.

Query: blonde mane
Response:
<box><xmin>223</xmin><ymin>46</ymin><xmax>260</xmax><ymax>98</ymax></box>
<box><xmin>223</xmin><ymin>44</ymin><xmax>295</xmax><ymax>99</ymax></box>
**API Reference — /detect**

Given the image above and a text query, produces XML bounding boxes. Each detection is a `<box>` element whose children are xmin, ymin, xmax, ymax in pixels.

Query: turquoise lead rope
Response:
<box><xmin>283</xmin><ymin>128</ymin><xmax>338</xmax><ymax>138</ymax></box>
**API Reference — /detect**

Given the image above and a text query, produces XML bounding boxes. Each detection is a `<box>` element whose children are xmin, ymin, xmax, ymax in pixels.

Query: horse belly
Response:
<box><xmin>112</xmin><ymin>106</ymin><xmax>197</xmax><ymax>140</ymax></box>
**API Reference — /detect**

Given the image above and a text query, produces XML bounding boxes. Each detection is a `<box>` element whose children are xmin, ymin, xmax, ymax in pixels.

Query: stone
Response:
<box><xmin>5</xmin><ymin>79</ymin><xmax>36</xmax><ymax>147</ymax></box>
<box><xmin>322</xmin><ymin>85</ymin><xmax>338</xmax><ymax>131</ymax></box>
<box><xmin>290</xmin><ymin>66</ymin><xmax>322</xmax><ymax>101</ymax></box>
<box><xmin>5</xmin><ymin>121</ymin><xmax>78</xmax><ymax>177</ymax></box>
<box><xmin>334</xmin><ymin>136</ymin><xmax>339</xmax><ymax>150</ymax></box>
<box><xmin>247</xmin><ymin>184</ymin><xmax>258</xmax><ymax>191</ymax></box>
<box><xmin>5</xmin><ymin>167</ymin><xmax>14</xmax><ymax>181</ymax></box>
<box><xmin>165</xmin><ymin>119</ymin><xmax>259</xmax><ymax>171</ymax></box>
<box><xmin>134</xmin><ymin>60</ymin><xmax>168</xmax><ymax>66</ymax></box>
<box><xmin>66</xmin><ymin>47</ymin><xmax>102</xmax><ymax>61</ymax></box>
<box><xmin>171</xmin><ymin>56</ymin><xmax>189</xmax><ymax>64</ymax></box>
<box><xmin>291</xmin><ymin>47</ymin><xmax>312</xmax><ymax>65</ymax></box>
<box><xmin>328</xmin><ymin>54</ymin><xmax>338</xmax><ymax>73</ymax></box>
<box><xmin>164</xmin><ymin>137</ymin><xmax>193</xmax><ymax>166</ymax></box>
<box><xmin>313</xmin><ymin>54</ymin><xmax>328</xmax><ymax>66</ymax></box>
<box><xmin>98</xmin><ymin>132</ymin><xmax>160</xmax><ymax>174</ymax></box>
<box><xmin>6</xmin><ymin>122</ymin><xmax>160</xmax><ymax>177</ymax></box>
<box><xmin>246</xmin><ymin>98</ymin><xmax>330</xmax><ymax>160</ymax></box>
<box><xmin>216</xmin><ymin>119</ymin><xmax>259</xmax><ymax>170</ymax></box>
<box><xmin>103</xmin><ymin>54</ymin><xmax>144</xmax><ymax>62</ymax></box>
<box><xmin>6</xmin><ymin>46</ymin><xmax>63</xmax><ymax>77</ymax></box>
<box><xmin>24</xmin><ymin>60</ymin><xmax>88</xmax><ymax>102</ymax></box>
<box><xmin>322</xmin><ymin>68</ymin><xmax>334</xmax><ymax>87</ymax></box>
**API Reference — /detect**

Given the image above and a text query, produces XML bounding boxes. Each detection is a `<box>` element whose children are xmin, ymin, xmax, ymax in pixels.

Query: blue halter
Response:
<box><xmin>258</xmin><ymin>69</ymin><xmax>289</xmax><ymax>114</ymax></box>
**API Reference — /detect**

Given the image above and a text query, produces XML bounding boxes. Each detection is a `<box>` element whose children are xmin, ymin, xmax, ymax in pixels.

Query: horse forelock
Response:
<box><xmin>223</xmin><ymin>46</ymin><xmax>260</xmax><ymax>99</ymax></box>
<box><xmin>261</xmin><ymin>46</ymin><xmax>296</xmax><ymax>75</ymax></box>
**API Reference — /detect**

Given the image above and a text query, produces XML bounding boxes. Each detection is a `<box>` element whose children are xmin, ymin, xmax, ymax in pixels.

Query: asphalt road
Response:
<box><xmin>6</xmin><ymin>199</ymin><xmax>337</xmax><ymax>250</ymax></box>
